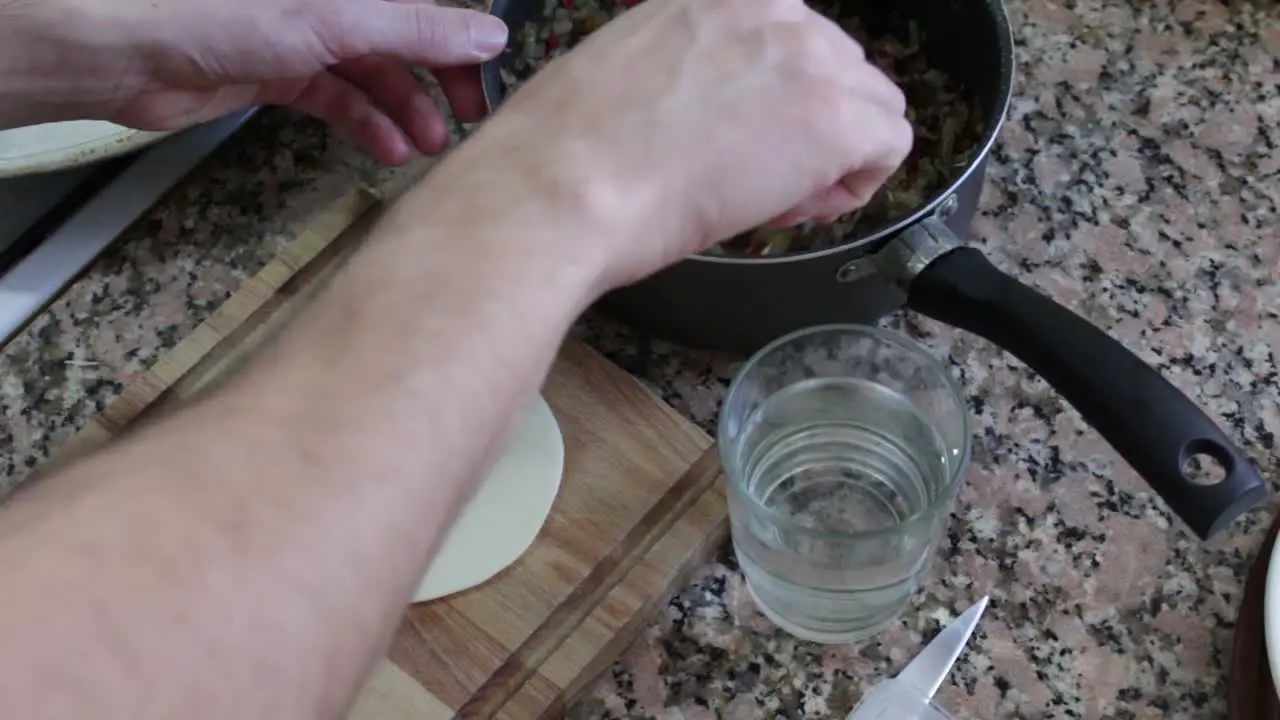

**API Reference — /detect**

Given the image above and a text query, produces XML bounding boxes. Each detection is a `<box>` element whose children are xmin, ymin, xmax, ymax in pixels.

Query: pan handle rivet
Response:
<box><xmin>935</xmin><ymin>194</ymin><xmax>959</xmax><ymax>220</ymax></box>
<box><xmin>837</xmin><ymin>256</ymin><xmax>883</xmax><ymax>284</ymax></box>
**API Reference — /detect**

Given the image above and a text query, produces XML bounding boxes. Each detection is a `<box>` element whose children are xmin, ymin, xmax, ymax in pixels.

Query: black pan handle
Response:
<box><xmin>895</xmin><ymin>221</ymin><xmax>1268</xmax><ymax>540</ymax></box>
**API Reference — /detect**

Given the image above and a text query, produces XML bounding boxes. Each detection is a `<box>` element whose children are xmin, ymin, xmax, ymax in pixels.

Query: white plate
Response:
<box><xmin>0</xmin><ymin>121</ymin><xmax>171</xmax><ymax>178</ymax></box>
<box><xmin>1263</xmin><ymin>526</ymin><xmax>1280</xmax><ymax>697</ymax></box>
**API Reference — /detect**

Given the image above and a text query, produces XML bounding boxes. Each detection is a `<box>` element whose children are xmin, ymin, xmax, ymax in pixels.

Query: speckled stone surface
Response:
<box><xmin>1</xmin><ymin>0</ymin><xmax>1277</xmax><ymax>717</ymax></box>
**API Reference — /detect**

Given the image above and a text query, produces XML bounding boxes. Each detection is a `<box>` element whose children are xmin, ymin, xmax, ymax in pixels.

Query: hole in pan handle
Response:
<box><xmin>893</xmin><ymin>219</ymin><xmax>1268</xmax><ymax>541</ymax></box>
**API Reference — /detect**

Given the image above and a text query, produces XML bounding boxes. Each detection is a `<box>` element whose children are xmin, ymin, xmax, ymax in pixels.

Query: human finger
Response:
<box><xmin>826</xmin><ymin>96</ymin><xmax>914</xmax><ymax>195</ymax></box>
<box><xmin>287</xmin><ymin>72</ymin><xmax>414</xmax><ymax>165</ymax></box>
<box><xmin>345</xmin><ymin>2</ymin><xmax>509</xmax><ymax>66</ymax></box>
<box><xmin>762</xmin><ymin>209</ymin><xmax>811</xmax><ymax>228</ymax></box>
<box><xmin>332</xmin><ymin>56</ymin><xmax>450</xmax><ymax>154</ymax></box>
<box><xmin>433</xmin><ymin>65</ymin><xmax>489</xmax><ymax>123</ymax></box>
<box><xmin>840</xmin><ymin>163</ymin><xmax>904</xmax><ymax>209</ymax></box>
<box><xmin>770</xmin><ymin>103</ymin><xmax>913</xmax><ymax>226</ymax></box>
<box><xmin>787</xmin><ymin>184</ymin><xmax>862</xmax><ymax>222</ymax></box>
<box><xmin>779</xmin><ymin>159</ymin><xmax>907</xmax><ymax>227</ymax></box>
<box><xmin>800</xmin><ymin>11</ymin><xmax>907</xmax><ymax>116</ymax></box>
<box><xmin>762</xmin><ymin>182</ymin><xmax>859</xmax><ymax>227</ymax></box>
<box><xmin>834</xmin><ymin>102</ymin><xmax>914</xmax><ymax>211</ymax></box>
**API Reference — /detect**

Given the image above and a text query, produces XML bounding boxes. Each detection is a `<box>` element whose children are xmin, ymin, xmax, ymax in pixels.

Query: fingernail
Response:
<box><xmin>474</xmin><ymin>16</ymin><xmax>509</xmax><ymax>57</ymax></box>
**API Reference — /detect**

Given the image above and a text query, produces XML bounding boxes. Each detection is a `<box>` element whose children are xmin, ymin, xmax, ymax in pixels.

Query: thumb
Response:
<box><xmin>356</xmin><ymin>3</ymin><xmax>510</xmax><ymax>66</ymax></box>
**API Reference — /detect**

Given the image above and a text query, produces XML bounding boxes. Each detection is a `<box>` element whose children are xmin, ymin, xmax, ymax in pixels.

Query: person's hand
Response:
<box><xmin>447</xmin><ymin>0</ymin><xmax>913</xmax><ymax>291</ymax></box>
<box><xmin>0</xmin><ymin>0</ymin><xmax>510</xmax><ymax>164</ymax></box>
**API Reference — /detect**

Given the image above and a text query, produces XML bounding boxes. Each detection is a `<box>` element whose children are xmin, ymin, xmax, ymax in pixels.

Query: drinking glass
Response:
<box><xmin>718</xmin><ymin>324</ymin><xmax>971</xmax><ymax>643</ymax></box>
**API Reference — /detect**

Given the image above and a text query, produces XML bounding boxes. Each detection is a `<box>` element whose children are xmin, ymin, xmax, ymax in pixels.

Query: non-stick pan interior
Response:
<box><xmin>849</xmin><ymin>0</ymin><xmax>1012</xmax><ymax>139</ymax></box>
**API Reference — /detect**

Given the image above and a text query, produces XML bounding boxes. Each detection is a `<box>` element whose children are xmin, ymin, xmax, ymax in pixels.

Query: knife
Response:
<box><xmin>846</xmin><ymin>596</ymin><xmax>989</xmax><ymax>720</ymax></box>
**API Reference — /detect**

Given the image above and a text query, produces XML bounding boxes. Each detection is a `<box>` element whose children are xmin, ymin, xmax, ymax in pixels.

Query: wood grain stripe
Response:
<box><xmin>523</xmin><ymin>482</ymin><xmax>729</xmax><ymax>720</ymax></box>
<box><xmin>391</xmin><ymin>602</ymin><xmax>510</xmax><ymax>708</ymax></box>
<box><xmin>26</xmin><ymin>187</ymin><xmax>379</xmax><ymax>481</ymax></box>
<box><xmin>458</xmin><ymin>446</ymin><xmax>726</xmax><ymax>717</ymax></box>
<box><xmin>149</xmin><ymin>195</ymin><xmax>383</xmax><ymax>412</ymax></box>
<box><xmin>350</xmin><ymin>661</ymin><xmax>455</xmax><ymax>720</ymax></box>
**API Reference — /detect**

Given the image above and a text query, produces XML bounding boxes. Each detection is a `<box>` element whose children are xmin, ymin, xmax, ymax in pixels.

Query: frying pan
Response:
<box><xmin>479</xmin><ymin>0</ymin><xmax>1268</xmax><ymax>540</ymax></box>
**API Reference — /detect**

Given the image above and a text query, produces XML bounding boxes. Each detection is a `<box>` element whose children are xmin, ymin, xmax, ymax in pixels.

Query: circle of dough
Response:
<box><xmin>412</xmin><ymin>395</ymin><xmax>564</xmax><ymax>603</ymax></box>
<box><xmin>0</xmin><ymin>121</ymin><xmax>171</xmax><ymax>177</ymax></box>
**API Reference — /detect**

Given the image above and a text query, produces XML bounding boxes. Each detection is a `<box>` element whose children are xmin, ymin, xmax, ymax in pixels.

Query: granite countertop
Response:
<box><xmin>1</xmin><ymin>0</ymin><xmax>1277</xmax><ymax>716</ymax></box>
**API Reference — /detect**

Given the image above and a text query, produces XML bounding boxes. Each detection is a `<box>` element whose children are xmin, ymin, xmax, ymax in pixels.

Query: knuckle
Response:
<box><xmin>764</xmin><ymin>22</ymin><xmax>829</xmax><ymax>66</ymax></box>
<box><xmin>883</xmin><ymin>76</ymin><xmax>908</xmax><ymax>115</ymax></box>
<box><xmin>841</xmin><ymin>33</ymin><xmax>867</xmax><ymax>62</ymax></box>
<box><xmin>816</xmin><ymin>13</ymin><xmax>866</xmax><ymax>59</ymax></box>
<box><xmin>893</xmin><ymin>115</ymin><xmax>916</xmax><ymax>158</ymax></box>
<box><xmin>807</xmin><ymin>84</ymin><xmax>906</xmax><ymax>164</ymax></box>
<box><xmin>803</xmin><ymin>78</ymin><xmax>855</xmax><ymax>121</ymax></box>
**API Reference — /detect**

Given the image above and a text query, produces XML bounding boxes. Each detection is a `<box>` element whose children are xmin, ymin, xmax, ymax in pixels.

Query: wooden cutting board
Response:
<box><xmin>38</xmin><ymin>186</ymin><xmax>731</xmax><ymax>719</ymax></box>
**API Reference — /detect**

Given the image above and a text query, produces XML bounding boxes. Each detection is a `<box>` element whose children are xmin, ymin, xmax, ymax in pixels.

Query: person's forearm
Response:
<box><xmin>0</xmin><ymin>1</ymin><xmax>137</xmax><ymax>128</ymax></box>
<box><xmin>0</xmin><ymin>162</ymin><xmax>608</xmax><ymax>718</ymax></box>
